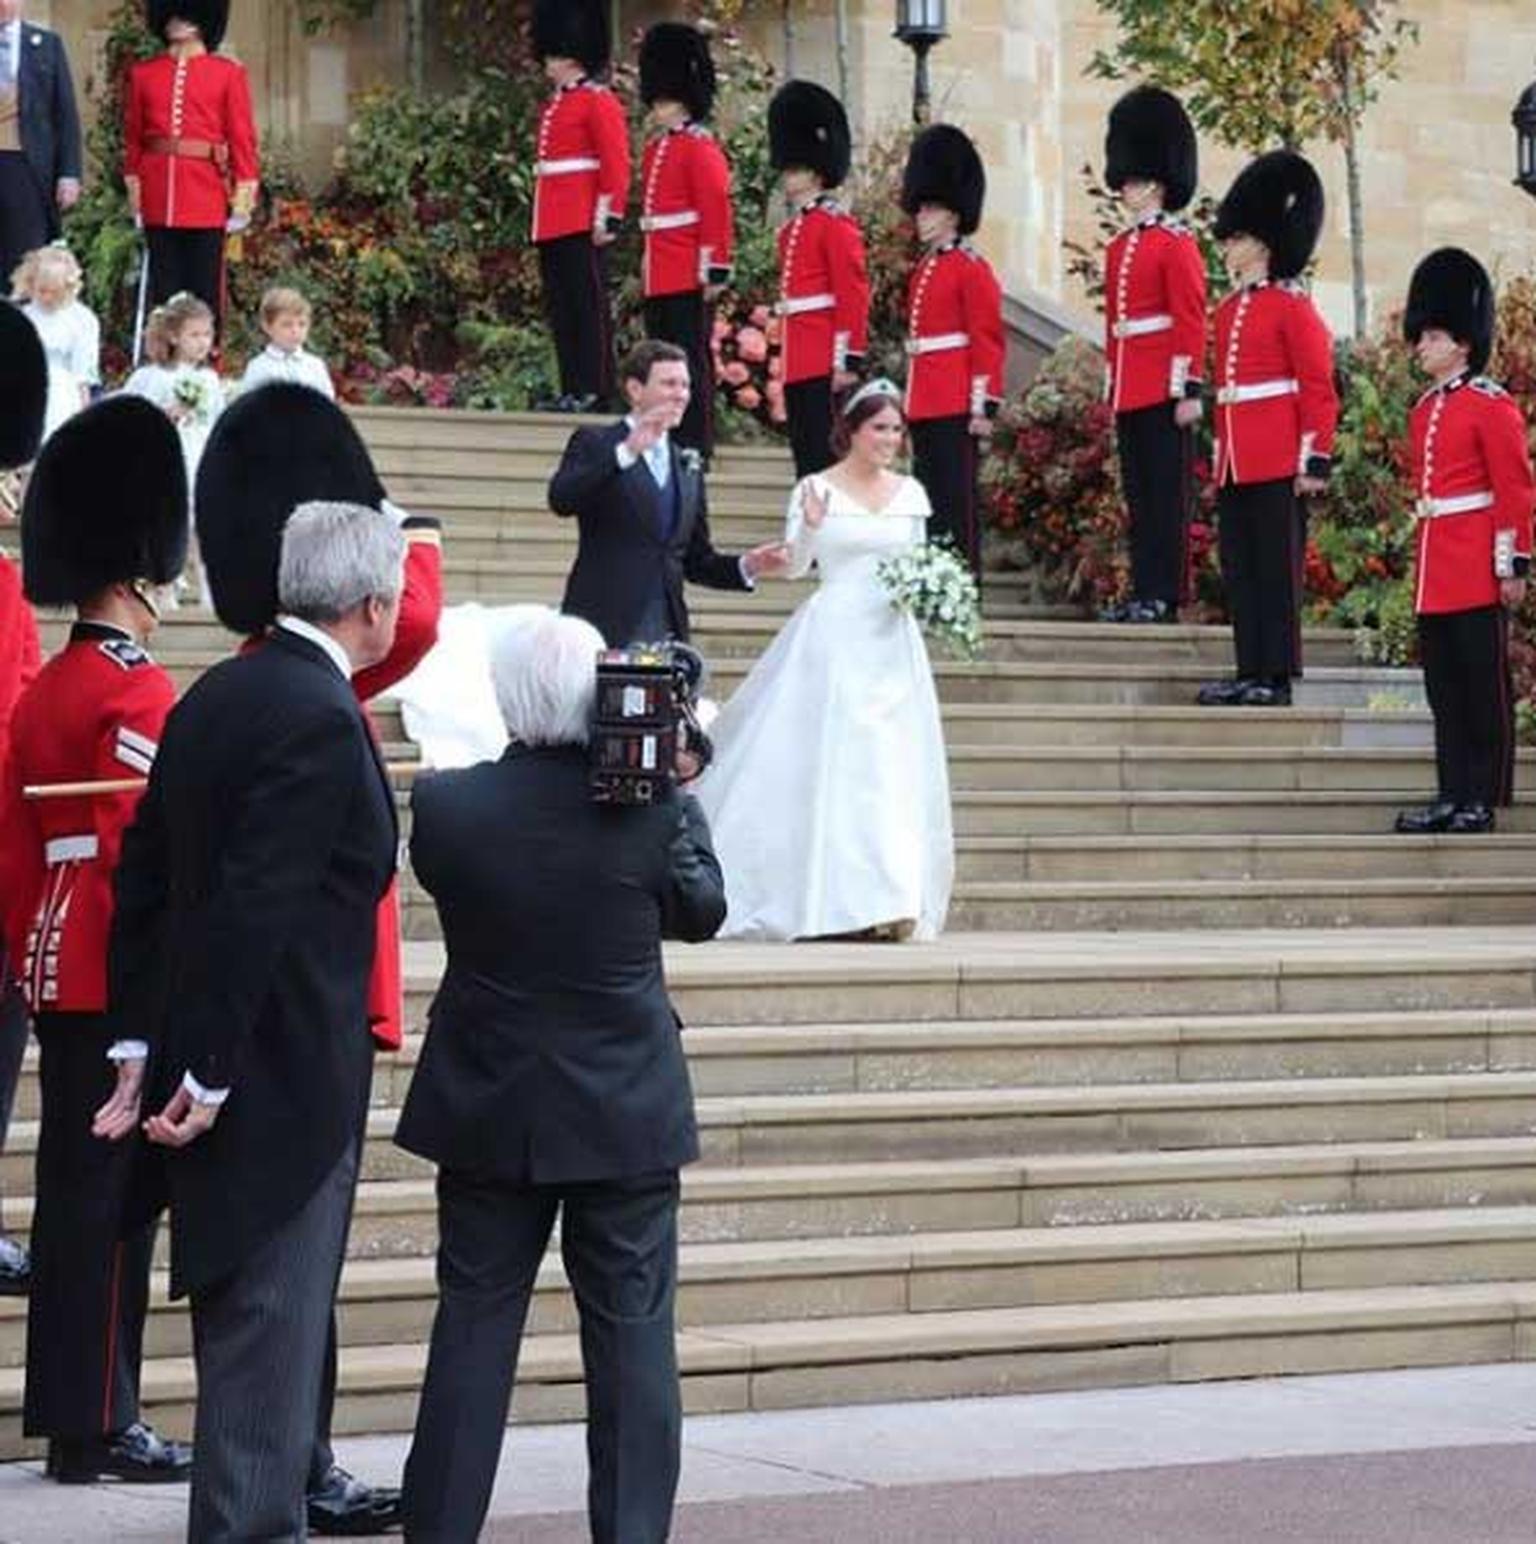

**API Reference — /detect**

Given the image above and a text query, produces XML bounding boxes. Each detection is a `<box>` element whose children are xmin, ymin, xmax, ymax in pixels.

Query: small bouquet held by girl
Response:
<box><xmin>878</xmin><ymin>538</ymin><xmax>983</xmax><ymax>659</ymax></box>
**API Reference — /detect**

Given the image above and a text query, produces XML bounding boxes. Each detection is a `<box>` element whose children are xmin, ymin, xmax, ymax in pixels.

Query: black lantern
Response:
<box><xmin>1516</xmin><ymin>79</ymin><xmax>1536</xmax><ymax>200</ymax></box>
<box><xmin>894</xmin><ymin>0</ymin><xmax>948</xmax><ymax>127</ymax></box>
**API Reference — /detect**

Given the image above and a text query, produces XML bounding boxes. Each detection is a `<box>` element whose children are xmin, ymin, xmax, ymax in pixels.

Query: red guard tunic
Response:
<box><xmin>1104</xmin><ymin>213</ymin><xmax>1207</xmax><ymax>414</ymax></box>
<box><xmin>531</xmin><ymin>76</ymin><xmax>631</xmax><ymax>244</ymax></box>
<box><xmin>0</xmin><ymin>625</ymin><xmax>174</xmax><ymax>1013</ymax></box>
<box><xmin>354</xmin><ymin>520</ymin><xmax>443</xmax><ymax>1051</ymax></box>
<box><xmin>776</xmin><ymin>195</ymin><xmax>871</xmax><ymax>385</ymax></box>
<box><xmin>0</xmin><ymin>553</ymin><xmax>40</xmax><ymax>775</ymax></box>
<box><xmin>1410</xmin><ymin>374</ymin><xmax>1535</xmax><ymax>615</ymax></box>
<box><xmin>123</xmin><ymin>52</ymin><xmax>260</xmax><ymax>229</ymax></box>
<box><xmin>640</xmin><ymin>123</ymin><xmax>733</xmax><ymax>298</ymax></box>
<box><xmin>1212</xmin><ymin>280</ymin><xmax>1338</xmax><ymax>486</ymax></box>
<box><xmin>903</xmin><ymin>241</ymin><xmax>1006</xmax><ymax>422</ymax></box>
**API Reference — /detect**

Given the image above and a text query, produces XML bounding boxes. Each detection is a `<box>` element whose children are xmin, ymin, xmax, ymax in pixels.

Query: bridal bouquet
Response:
<box><xmin>877</xmin><ymin>540</ymin><xmax>983</xmax><ymax>659</ymax></box>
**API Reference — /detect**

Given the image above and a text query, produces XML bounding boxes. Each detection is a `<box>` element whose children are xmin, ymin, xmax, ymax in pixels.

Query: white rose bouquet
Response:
<box><xmin>877</xmin><ymin>539</ymin><xmax>983</xmax><ymax>659</ymax></box>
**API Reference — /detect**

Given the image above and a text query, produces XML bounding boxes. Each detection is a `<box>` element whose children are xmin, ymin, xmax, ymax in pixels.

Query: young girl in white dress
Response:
<box><xmin>12</xmin><ymin>246</ymin><xmax>100</xmax><ymax>444</ymax></box>
<box><xmin>694</xmin><ymin>379</ymin><xmax>955</xmax><ymax>941</ymax></box>
<box><xmin>123</xmin><ymin>292</ymin><xmax>225</xmax><ymax>602</ymax></box>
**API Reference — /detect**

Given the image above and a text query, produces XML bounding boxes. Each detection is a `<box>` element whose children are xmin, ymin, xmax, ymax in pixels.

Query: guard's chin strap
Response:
<box><xmin>129</xmin><ymin>578</ymin><xmax>162</xmax><ymax>624</ymax></box>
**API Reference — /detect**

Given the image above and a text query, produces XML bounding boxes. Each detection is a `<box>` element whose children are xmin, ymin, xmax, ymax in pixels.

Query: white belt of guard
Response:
<box><xmin>45</xmin><ymin>834</ymin><xmax>99</xmax><ymax>865</ymax></box>
<box><xmin>640</xmin><ymin>210</ymin><xmax>701</xmax><ymax>231</ymax></box>
<box><xmin>776</xmin><ymin>293</ymin><xmax>836</xmax><ymax>316</ymax></box>
<box><xmin>536</xmin><ymin>157</ymin><xmax>600</xmax><ymax>176</ymax></box>
<box><xmin>1217</xmin><ymin>377</ymin><xmax>1300</xmax><ymax>405</ymax></box>
<box><xmin>1416</xmin><ymin>490</ymin><xmax>1495</xmax><ymax>518</ymax></box>
<box><xmin>1112</xmin><ymin>313</ymin><xmax>1174</xmax><ymax>339</ymax></box>
<box><xmin>906</xmin><ymin>332</ymin><xmax>970</xmax><ymax>356</ymax></box>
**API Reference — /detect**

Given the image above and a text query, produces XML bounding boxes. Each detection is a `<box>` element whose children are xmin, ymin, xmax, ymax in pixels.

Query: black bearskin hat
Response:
<box><xmin>640</xmin><ymin>23</ymin><xmax>717</xmax><ymax>122</ymax></box>
<box><xmin>769</xmin><ymin>81</ymin><xmax>853</xmax><ymax>190</ymax></box>
<box><xmin>1105</xmin><ymin>86</ymin><xmax>1198</xmax><ymax>213</ymax></box>
<box><xmin>1404</xmin><ymin>248</ymin><xmax>1496</xmax><ymax>376</ymax></box>
<box><xmin>21</xmin><ymin>398</ymin><xmax>187</xmax><ymax>606</ymax></box>
<box><xmin>146</xmin><ymin>0</ymin><xmax>229</xmax><ymax>52</ymax></box>
<box><xmin>901</xmin><ymin>124</ymin><xmax>986</xmax><ymax>236</ymax></box>
<box><xmin>1213</xmin><ymin>151</ymin><xmax>1325</xmax><ymax>281</ymax></box>
<box><xmin>0</xmin><ymin>302</ymin><xmax>46</xmax><ymax>470</ymax></box>
<box><xmin>195</xmin><ymin>384</ymin><xmax>385</xmax><ymax>637</ymax></box>
<box><xmin>531</xmin><ymin>0</ymin><xmax>610</xmax><ymax>74</ymax></box>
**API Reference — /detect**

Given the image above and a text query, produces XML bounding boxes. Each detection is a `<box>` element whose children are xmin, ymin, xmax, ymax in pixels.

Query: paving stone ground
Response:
<box><xmin>6</xmin><ymin>1365</ymin><xmax>1536</xmax><ymax>1541</ymax></box>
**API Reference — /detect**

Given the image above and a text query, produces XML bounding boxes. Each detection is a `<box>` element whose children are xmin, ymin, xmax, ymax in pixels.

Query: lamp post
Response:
<box><xmin>1515</xmin><ymin>77</ymin><xmax>1536</xmax><ymax>200</ymax></box>
<box><xmin>894</xmin><ymin>0</ymin><xmax>948</xmax><ymax>127</ymax></box>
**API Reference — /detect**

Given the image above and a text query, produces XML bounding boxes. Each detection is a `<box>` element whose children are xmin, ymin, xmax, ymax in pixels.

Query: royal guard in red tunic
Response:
<box><xmin>898</xmin><ymin>125</ymin><xmax>1005</xmax><ymax>584</ymax></box>
<box><xmin>124</xmin><ymin>0</ymin><xmax>258</xmax><ymax>327</ymax></box>
<box><xmin>1393</xmin><ymin>250</ymin><xmax>1534</xmax><ymax>835</ymax></box>
<box><xmin>768</xmin><ymin>81</ymin><xmax>870</xmax><ymax>478</ymax></box>
<box><xmin>193</xmin><ymin>382</ymin><xmax>437</xmax><ymax>1531</ymax></box>
<box><xmin>0</xmin><ymin>398</ymin><xmax>192</xmax><ymax>1482</ymax></box>
<box><xmin>639</xmin><ymin>23</ymin><xmax>733</xmax><ymax>461</ymax></box>
<box><xmin>1102</xmin><ymin>86</ymin><xmax>1206</xmax><ymax>623</ymax></box>
<box><xmin>530</xmin><ymin>0</ymin><xmax>628</xmax><ymax>413</ymax></box>
<box><xmin>1197</xmin><ymin>151</ymin><xmax>1338</xmax><ymax>708</ymax></box>
<box><xmin>0</xmin><ymin>301</ymin><xmax>46</xmax><ymax>1298</ymax></box>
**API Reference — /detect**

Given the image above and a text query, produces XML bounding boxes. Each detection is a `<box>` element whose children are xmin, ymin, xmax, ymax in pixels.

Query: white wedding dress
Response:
<box><xmin>694</xmin><ymin>473</ymin><xmax>955</xmax><ymax>941</ymax></box>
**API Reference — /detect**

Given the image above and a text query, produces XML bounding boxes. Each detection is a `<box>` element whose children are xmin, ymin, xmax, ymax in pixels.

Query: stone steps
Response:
<box><xmin>9</xmin><ymin>1279</ymin><xmax>1536</xmax><ymax>1451</ymax></box>
<box><xmin>9</xmin><ymin>1207</ymin><xmax>1536</xmax><ymax>1375</ymax></box>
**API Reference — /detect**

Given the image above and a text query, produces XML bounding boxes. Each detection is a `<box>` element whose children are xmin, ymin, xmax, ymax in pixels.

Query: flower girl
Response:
<box><xmin>123</xmin><ymin>292</ymin><xmax>225</xmax><ymax>601</ymax></box>
<box><xmin>12</xmin><ymin>245</ymin><xmax>100</xmax><ymax>443</ymax></box>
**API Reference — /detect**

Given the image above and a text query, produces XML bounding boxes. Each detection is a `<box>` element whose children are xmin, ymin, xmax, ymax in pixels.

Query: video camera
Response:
<box><xmin>589</xmin><ymin>642</ymin><xmax>714</xmax><ymax>805</ymax></box>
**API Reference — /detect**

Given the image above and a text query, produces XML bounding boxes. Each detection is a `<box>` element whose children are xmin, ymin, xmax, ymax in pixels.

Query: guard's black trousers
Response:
<box><xmin>25</xmin><ymin>1012</ymin><xmax>154</xmax><ymax>1440</ymax></box>
<box><xmin>785</xmin><ymin>376</ymin><xmax>835</xmax><ymax>479</ymax></box>
<box><xmin>911</xmin><ymin>415</ymin><xmax>983</xmax><ymax>583</ymax></box>
<box><xmin>1217</xmin><ymin>476</ymin><xmax>1306</xmax><ymax>682</ymax></box>
<box><xmin>538</xmin><ymin>233</ymin><xmax>615</xmax><ymax>406</ymax></box>
<box><xmin>1117</xmin><ymin>402</ymin><xmax>1191</xmax><ymax>607</ymax></box>
<box><xmin>144</xmin><ymin>227</ymin><xmax>225</xmax><ymax>323</ymax></box>
<box><xmin>645</xmin><ymin>291</ymin><xmax>715</xmax><ymax>460</ymax></box>
<box><xmin>1418</xmin><ymin>605</ymin><xmax>1516</xmax><ymax>808</ymax></box>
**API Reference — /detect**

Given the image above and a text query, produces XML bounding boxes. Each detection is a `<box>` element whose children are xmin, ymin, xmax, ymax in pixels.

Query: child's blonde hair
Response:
<box><xmin>144</xmin><ymin>291</ymin><xmax>216</xmax><ymax>366</ymax></box>
<box><xmin>260</xmin><ymin>286</ymin><xmax>313</xmax><ymax>327</ymax></box>
<box><xmin>11</xmin><ymin>244</ymin><xmax>83</xmax><ymax>307</ymax></box>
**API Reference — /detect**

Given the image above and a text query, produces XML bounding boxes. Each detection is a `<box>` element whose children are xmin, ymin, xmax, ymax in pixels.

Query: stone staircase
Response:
<box><xmin>6</xmin><ymin>404</ymin><xmax>1536</xmax><ymax>1457</ymax></box>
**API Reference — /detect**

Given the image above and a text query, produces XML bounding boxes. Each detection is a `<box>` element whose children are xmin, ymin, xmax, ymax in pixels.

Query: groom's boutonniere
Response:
<box><xmin>679</xmin><ymin>447</ymin><xmax>703</xmax><ymax>478</ymax></box>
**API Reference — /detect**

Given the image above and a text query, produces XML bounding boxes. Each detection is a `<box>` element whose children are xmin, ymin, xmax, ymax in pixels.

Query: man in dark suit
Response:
<box><xmin>549</xmin><ymin>338</ymin><xmax>791</xmax><ymax>646</ymax></box>
<box><xmin>0</xmin><ymin>3</ymin><xmax>82</xmax><ymax>283</ymax></box>
<box><xmin>396</xmin><ymin>608</ymin><xmax>726</xmax><ymax>1544</ymax></box>
<box><xmin>105</xmin><ymin>501</ymin><xmax>404</xmax><ymax>1542</ymax></box>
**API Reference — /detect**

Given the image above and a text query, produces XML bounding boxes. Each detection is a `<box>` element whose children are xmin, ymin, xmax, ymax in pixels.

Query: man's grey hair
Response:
<box><xmin>490</xmin><ymin>607</ymin><xmax>604</xmax><ymax>747</ymax></box>
<box><xmin>277</xmin><ymin>501</ymin><xmax>405</xmax><ymax>623</ymax></box>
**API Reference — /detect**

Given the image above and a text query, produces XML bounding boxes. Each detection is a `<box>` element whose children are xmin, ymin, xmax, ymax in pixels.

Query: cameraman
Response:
<box><xmin>395</xmin><ymin>608</ymin><xmax>725</xmax><ymax>1544</ymax></box>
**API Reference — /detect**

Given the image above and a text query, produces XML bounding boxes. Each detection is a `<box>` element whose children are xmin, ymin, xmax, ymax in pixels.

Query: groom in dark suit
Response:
<box><xmin>0</xmin><ymin>3</ymin><xmax>82</xmax><ymax>282</ymax></box>
<box><xmin>549</xmin><ymin>339</ymin><xmax>790</xmax><ymax>645</ymax></box>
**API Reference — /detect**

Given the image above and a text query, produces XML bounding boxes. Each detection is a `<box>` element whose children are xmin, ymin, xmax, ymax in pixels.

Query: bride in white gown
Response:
<box><xmin>693</xmin><ymin>380</ymin><xmax>955</xmax><ymax>940</ymax></box>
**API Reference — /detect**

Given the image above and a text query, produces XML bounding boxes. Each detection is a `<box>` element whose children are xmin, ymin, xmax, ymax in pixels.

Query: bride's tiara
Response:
<box><xmin>842</xmin><ymin>378</ymin><xmax>902</xmax><ymax>417</ymax></box>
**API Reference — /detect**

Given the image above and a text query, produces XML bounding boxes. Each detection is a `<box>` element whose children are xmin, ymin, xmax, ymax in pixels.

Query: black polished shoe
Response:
<box><xmin>308</xmin><ymin>1464</ymin><xmax>404</xmax><ymax>1536</ymax></box>
<box><xmin>1197</xmin><ymin>677</ymin><xmax>1256</xmax><ymax>706</ymax></box>
<box><xmin>1448</xmin><ymin>803</ymin><xmax>1495</xmax><ymax>834</ymax></box>
<box><xmin>1237</xmin><ymin>679</ymin><xmax>1292</xmax><ymax>707</ymax></box>
<box><xmin>1393</xmin><ymin>799</ymin><xmax>1458</xmax><ymax>834</ymax></box>
<box><xmin>0</xmin><ymin>1235</ymin><xmax>29</xmax><ymax>1296</ymax></box>
<box><xmin>1099</xmin><ymin>599</ymin><xmax>1132</xmax><ymax>623</ymax></box>
<box><xmin>1124</xmin><ymin>599</ymin><xmax>1176</xmax><ymax>624</ymax></box>
<box><xmin>50</xmin><ymin>1422</ymin><xmax>192</xmax><ymax>1484</ymax></box>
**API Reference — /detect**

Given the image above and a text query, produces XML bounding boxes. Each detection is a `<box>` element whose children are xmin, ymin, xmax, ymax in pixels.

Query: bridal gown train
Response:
<box><xmin>693</xmin><ymin>474</ymin><xmax>955</xmax><ymax>941</ymax></box>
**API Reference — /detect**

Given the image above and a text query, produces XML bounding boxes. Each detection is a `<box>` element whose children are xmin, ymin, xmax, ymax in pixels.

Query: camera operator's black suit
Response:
<box><xmin>549</xmin><ymin>420</ymin><xmax>750</xmax><ymax>646</ymax></box>
<box><xmin>395</xmin><ymin>743</ymin><xmax>726</xmax><ymax>1544</ymax></box>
